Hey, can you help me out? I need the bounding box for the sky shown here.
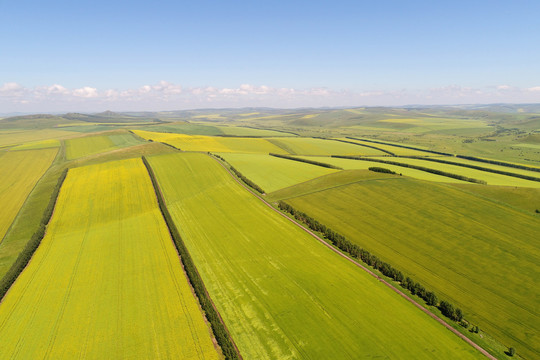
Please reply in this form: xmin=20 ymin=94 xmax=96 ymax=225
xmin=1 ymin=0 xmax=539 ymax=112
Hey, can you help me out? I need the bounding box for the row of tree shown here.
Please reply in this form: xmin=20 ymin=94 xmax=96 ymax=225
xmin=142 ymin=157 xmax=241 ymax=360
xmin=269 ymin=153 xmax=342 ymax=169
xmin=0 ymin=168 xmax=69 ymax=301
xmin=332 ymin=155 xmax=487 ymax=184
xmin=347 ymin=137 xmax=453 ymax=156
xmin=332 ymin=139 xmax=395 ymax=155
xmin=405 ymin=156 xmax=540 ymax=182
xmin=277 ymin=200 xmax=465 ymax=325
xmin=368 ymin=167 xmax=399 ymax=175
xmin=456 ymin=154 xmax=540 ymax=173
xmin=211 ymin=153 xmax=265 ymax=194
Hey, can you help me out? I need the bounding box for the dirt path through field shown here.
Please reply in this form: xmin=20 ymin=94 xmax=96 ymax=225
xmin=211 ymin=154 xmax=498 ymax=360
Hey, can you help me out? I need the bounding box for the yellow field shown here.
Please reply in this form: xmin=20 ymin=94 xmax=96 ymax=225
xmin=0 ymin=158 xmax=220 ymax=359
xmin=0 ymin=129 xmax=74 ymax=148
xmin=10 ymin=139 xmax=61 ymax=150
xmin=0 ymin=149 xmax=58 ymax=241
xmin=133 ymin=130 xmax=286 ymax=153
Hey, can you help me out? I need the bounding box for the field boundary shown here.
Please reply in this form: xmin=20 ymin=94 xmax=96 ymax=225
xmin=0 ymin=168 xmax=68 ymax=302
xmin=142 ymin=156 xmax=242 ymax=360
xmin=331 ymin=138 xmax=396 ymax=155
xmin=210 ymin=153 xmax=497 ymax=360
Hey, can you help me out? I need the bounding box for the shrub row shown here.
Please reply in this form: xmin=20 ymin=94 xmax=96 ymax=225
xmin=142 ymin=156 xmax=241 ymax=360
xmin=405 ymin=156 xmax=540 ymax=182
xmin=277 ymin=200 xmax=465 ymax=324
xmin=455 ymin=155 xmax=540 ymax=174
xmin=332 ymin=155 xmax=487 ymax=184
xmin=332 ymin=139 xmax=395 ymax=155
xmin=368 ymin=167 xmax=398 ymax=175
xmin=0 ymin=168 xmax=69 ymax=301
xmin=347 ymin=137 xmax=453 ymax=156
xmin=269 ymin=153 xmax=342 ymax=169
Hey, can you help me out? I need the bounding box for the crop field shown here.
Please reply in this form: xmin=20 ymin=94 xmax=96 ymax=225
xmin=296 ymin=155 xmax=466 ymax=183
xmin=216 ymin=125 xmax=294 ymax=137
xmin=65 ymin=132 xmax=144 ymax=159
xmin=437 ymin=156 xmax=540 ymax=177
xmin=0 ymin=158 xmax=220 ymax=359
xmin=218 ymin=153 xmax=339 ymax=192
xmin=373 ymin=156 xmax=540 ymax=187
xmin=342 ymin=138 xmax=441 ymax=156
xmin=10 ymin=139 xmax=61 ymax=150
xmin=266 ymin=137 xmax=377 ymax=155
xmin=133 ymin=130 xmax=287 ymax=153
xmin=0 ymin=148 xmax=58 ymax=242
xmin=147 ymin=152 xmax=484 ymax=360
xmin=284 ymin=177 xmax=540 ymax=359
xmin=0 ymin=129 xmax=74 ymax=148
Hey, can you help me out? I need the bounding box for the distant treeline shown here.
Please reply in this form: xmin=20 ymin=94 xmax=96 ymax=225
xmin=0 ymin=168 xmax=68 ymax=301
xmin=212 ymin=153 xmax=265 ymax=194
xmin=346 ymin=137 xmax=453 ymax=156
xmin=331 ymin=139 xmax=395 ymax=155
xmin=277 ymin=200 xmax=465 ymax=324
xmin=455 ymin=155 xmax=540 ymax=173
xmin=269 ymin=153 xmax=342 ymax=169
xmin=332 ymin=155 xmax=487 ymax=184
xmin=404 ymin=156 xmax=540 ymax=182
xmin=142 ymin=156 xmax=242 ymax=360
xmin=368 ymin=167 xmax=399 ymax=175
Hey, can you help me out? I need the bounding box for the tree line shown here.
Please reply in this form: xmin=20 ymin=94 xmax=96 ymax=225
xmin=269 ymin=153 xmax=342 ymax=169
xmin=455 ymin=155 xmax=540 ymax=174
xmin=277 ymin=200 xmax=467 ymax=325
xmin=142 ymin=156 xmax=242 ymax=360
xmin=368 ymin=167 xmax=399 ymax=175
xmin=0 ymin=168 xmax=68 ymax=301
xmin=330 ymin=139 xmax=395 ymax=155
xmin=405 ymin=156 xmax=540 ymax=182
xmin=332 ymin=155 xmax=487 ymax=184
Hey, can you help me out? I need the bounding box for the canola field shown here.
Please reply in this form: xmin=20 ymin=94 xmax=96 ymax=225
xmin=0 ymin=148 xmax=58 ymax=242
xmin=0 ymin=158 xmax=219 ymax=359
xmin=148 ymin=152 xmax=484 ymax=360
xmin=218 ymin=153 xmax=338 ymax=192
xmin=284 ymin=176 xmax=540 ymax=359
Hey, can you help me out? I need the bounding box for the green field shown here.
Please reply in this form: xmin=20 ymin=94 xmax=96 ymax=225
xmin=372 ymin=156 xmax=540 ymax=187
xmin=0 ymin=129 xmax=74 ymax=148
xmin=10 ymin=139 xmax=61 ymax=150
xmin=148 ymin=152 xmax=484 ymax=360
xmin=266 ymin=137 xmax=379 ymax=155
xmin=341 ymin=138 xmax=435 ymax=156
xmin=297 ymin=155 xmax=467 ymax=183
xmin=65 ymin=132 xmax=144 ymax=159
xmin=0 ymin=158 xmax=220 ymax=359
xmin=0 ymin=149 xmax=58 ymax=242
xmin=218 ymin=153 xmax=338 ymax=192
xmin=281 ymin=175 xmax=540 ymax=359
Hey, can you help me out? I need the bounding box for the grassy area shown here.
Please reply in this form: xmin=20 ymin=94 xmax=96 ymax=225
xmin=342 ymin=138 xmax=437 ymax=156
xmin=0 ymin=129 xmax=74 ymax=147
xmin=148 ymin=152 xmax=485 ymax=360
xmin=218 ymin=153 xmax=338 ymax=192
xmin=0 ymin=149 xmax=58 ymax=242
xmin=65 ymin=131 xmax=144 ymax=159
xmin=282 ymin=176 xmax=540 ymax=359
xmin=216 ymin=125 xmax=294 ymax=137
xmin=0 ymin=158 xmax=220 ymax=359
xmin=374 ymin=156 xmax=540 ymax=187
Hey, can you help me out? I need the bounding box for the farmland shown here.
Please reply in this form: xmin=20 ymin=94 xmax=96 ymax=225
xmin=218 ymin=153 xmax=338 ymax=192
xmin=147 ymin=152 xmax=485 ymax=360
xmin=280 ymin=176 xmax=540 ymax=358
xmin=0 ymin=148 xmax=58 ymax=242
xmin=65 ymin=131 xmax=144 ymax=159
xmin=0 ymin=159 xmax=220 ymax=359
xmin=266 ymin=136 xmax=380 ymax=155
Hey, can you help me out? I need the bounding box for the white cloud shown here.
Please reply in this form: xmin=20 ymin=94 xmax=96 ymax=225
xmin=73 ymin=86 xmax=98 ymax=98
xmin=527 ymin=86 xmax=540 ymax=92
xmin=497 ymin=85 xmax=511 ymax=90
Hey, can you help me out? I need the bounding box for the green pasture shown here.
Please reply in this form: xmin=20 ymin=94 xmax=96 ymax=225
xmin=218 ymin=153 xmax=338 ymax=193
xmin=148 ymin=152 xmax=485 ymax=360
xmin=0 ymin=158 xmax=220 ymax=359
xmin=284 ymin=176 xmax=540 ymax=359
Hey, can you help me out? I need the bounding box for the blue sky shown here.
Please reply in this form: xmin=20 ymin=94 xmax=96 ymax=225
xmin=1 ymin=0 xmax=539 ymax=111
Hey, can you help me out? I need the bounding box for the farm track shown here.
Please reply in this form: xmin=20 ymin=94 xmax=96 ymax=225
xmin=211 ymin=154 xmax=498 ymax=360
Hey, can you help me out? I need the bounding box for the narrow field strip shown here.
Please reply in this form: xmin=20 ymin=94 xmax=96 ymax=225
xmin=0 ymin=158 xmax=220 ymax=359
xmin=148 ymin=152 xmax=486 ymax=360
xmin=0 ymin=148 xmax=58 ymax=242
